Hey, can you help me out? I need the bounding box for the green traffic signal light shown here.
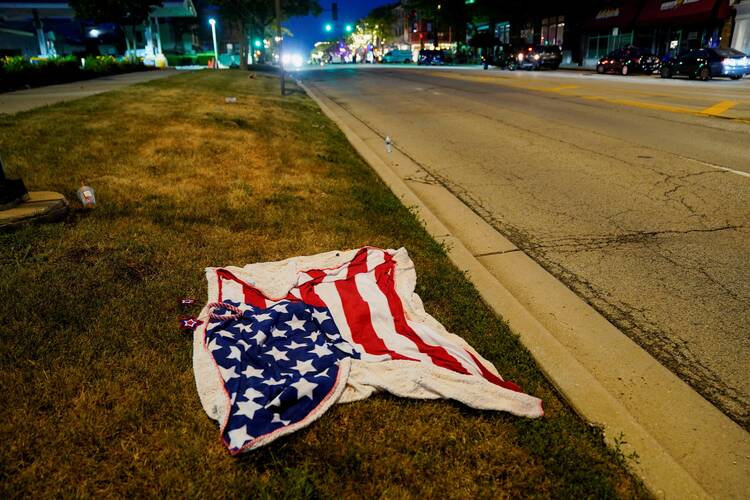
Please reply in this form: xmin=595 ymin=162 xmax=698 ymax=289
xmin=324 ymin=23 xmax=333 ymax=32
xmin=345 ymin=24 xmax=352 ymax=33
xmin=254 ymin=39 xmax=262 ymax=48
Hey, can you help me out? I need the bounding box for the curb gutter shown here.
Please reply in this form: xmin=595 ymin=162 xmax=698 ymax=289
xmin=297 ymin=78 xmax=750 ymax=500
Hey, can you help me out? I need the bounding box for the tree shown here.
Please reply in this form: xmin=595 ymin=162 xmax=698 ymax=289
xmin=407 ymin=0 xmax=470 ymax=48
xmin=214 ymin=0 xmax=322 ymax=70
xmin=69 ymin=0 xmax=163 ymax=59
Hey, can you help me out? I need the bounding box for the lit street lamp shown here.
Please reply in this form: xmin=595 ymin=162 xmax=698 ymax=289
xmin=324 ymin=23 xmax=333 ymax=32
xmin=208 ymin=18 xmax=218 ymax=69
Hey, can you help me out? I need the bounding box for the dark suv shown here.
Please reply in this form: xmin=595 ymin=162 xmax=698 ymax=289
xmin=596 ymin=46 xmax=660 ymax=75
xmin=660 ymin=48 xmax=749 ymax=80
xmin=417 ymin=50 xmax=446 ymax=66
xmin=516 ymin=45 xmax=562 ymax=70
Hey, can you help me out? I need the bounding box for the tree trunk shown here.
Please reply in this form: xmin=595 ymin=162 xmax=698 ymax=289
xmin=240 ymin=22 xmax=248 ymax=70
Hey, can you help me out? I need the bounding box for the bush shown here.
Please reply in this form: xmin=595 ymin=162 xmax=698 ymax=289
xmin=0 ymin=55 xmax=152 ymax=92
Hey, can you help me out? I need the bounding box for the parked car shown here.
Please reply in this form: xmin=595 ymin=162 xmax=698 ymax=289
xmin=492 ymin=43 xmax=518 ymax=70
xmin=382 ymin=49 xmax=414 ymax=64
xmin=417 ymin=49 xmax=445 ymax=66
xmin=596 ymin=46 xmax=660 ymax=75
xmin=516 ymin=45 xmax=562 ymax=70
xmin=660 ymin=48 xmax=749 ymax=80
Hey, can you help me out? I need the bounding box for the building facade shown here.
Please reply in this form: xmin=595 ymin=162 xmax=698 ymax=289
xmin=0 ymin=0 xmax=198 ymax=59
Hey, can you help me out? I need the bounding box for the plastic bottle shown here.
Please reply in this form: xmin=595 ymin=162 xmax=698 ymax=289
xmin=77 ymin=184 xmax=96 ymax=208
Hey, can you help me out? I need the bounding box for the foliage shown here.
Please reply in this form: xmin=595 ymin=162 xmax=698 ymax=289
xmin=69 ymin=0 xmax=164 ymax=60
xmin=163 ymin=52 xmax=218 ymax=67
xmin=214 ymin=0 xmax=322 ymax=69
xmin=0 ymin=56 xmax=150 ymax=92
xmin=68 ymin=0 xmax=163 ymax=26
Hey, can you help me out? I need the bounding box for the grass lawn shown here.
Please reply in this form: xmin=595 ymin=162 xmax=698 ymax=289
xmin=0 ymin=70 xmax=648 ymax=498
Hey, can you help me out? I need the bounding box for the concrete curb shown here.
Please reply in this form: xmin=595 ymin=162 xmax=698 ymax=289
xmin=297 ymin=77 xmax=750 ymax=499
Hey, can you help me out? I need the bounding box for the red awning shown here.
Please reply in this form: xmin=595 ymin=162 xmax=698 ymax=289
xmin=637 ymin=0 xmax=728 ymax=25
xmin=584 ymin=2 xmax=640 ymax=31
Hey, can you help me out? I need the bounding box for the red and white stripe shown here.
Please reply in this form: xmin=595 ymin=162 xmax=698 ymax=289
xmin=213 ymin=248 xmax=522 ymax=393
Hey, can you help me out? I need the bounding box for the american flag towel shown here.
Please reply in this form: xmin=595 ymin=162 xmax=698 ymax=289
xmin=193 ymin=247 xmax=543 ymax=454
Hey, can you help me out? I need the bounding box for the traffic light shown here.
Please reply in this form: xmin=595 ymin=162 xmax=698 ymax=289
xmin=332 ymin=2 xmax=338 ymax=21
xmin=345 ymin=24 xmax=353 ymax=33
xmin=324 ymin=23 xmax=332 ymax=32
xmin=254 ymin=39 xmax=262 ymax=48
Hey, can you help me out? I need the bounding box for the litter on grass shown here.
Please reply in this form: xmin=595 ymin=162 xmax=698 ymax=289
xmin=193 ymin=247 xmax=543 ymax=454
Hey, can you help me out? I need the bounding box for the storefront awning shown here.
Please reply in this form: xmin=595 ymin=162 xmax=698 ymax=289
xmin=637 ymin=0 xmax=729 ymax=26
xmin=584 ymin=1 xmax=640 ymax=31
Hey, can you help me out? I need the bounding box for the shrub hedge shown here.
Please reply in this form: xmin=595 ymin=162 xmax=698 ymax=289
xmin=0 ymin=55 xmax=153 ymax=92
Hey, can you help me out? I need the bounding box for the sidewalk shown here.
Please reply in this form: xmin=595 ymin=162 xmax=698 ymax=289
xmin=0 ymin=69 xmax=179 ymax=114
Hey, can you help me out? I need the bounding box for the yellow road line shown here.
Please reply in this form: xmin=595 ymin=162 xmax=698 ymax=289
xmin=583 ymin=96 xmax=697 ymax=114
xmin=546 ymin=85 xmax=579 ymax=92
xmin=700 ymin=100 xmax=738 ymax=116
xmin=418 ymin=71 xmax=748 ymax=120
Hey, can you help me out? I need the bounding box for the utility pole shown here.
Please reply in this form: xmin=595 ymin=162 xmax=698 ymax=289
xmin=275 ymin=0 xmax=285 ymax=96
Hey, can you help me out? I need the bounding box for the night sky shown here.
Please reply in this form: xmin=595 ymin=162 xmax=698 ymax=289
xmin=284 ymin=0 xmax=392 ymax=56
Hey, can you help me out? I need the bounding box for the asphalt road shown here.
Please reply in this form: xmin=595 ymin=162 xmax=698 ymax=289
xmin=301 ymin=65 xmax=750 ymax=429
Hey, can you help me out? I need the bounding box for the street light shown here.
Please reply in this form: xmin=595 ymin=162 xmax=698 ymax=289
xmin=345 ymin=24 xmax=352 ymax=33
xmin=208 ymin=18 xmax=218 ymax=69
xmin=324 ymin=23 xmax=332 ymax=32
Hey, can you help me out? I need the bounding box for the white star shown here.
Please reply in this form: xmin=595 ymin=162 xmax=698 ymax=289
xmin=227 ymin=345 xmax=242 ymax=361
xmin=272 ymin=413 xmax=291 ymax=426
xmin=311 ymin=309 xmax=331 ymax=324
xmin=243 ymin=387 xmax=264 ymax=400
xmin=314 ymin=368 xmax=331 ymax=378
xmin=309 ymin=331 xmax=322 ymax=342
xmin=287 ymin=340 xmax=307 ymax=350
xmin=217 ymin=329 xmax=235 ymax=339
xmin=252 ymin=332 xmax=268 ymax=345
xmin=262 ymin=377 xmax=286 ymax=386
xmin=291 ymin=377 xmax=318 ymax=400
xmin=335 ymin=342 xmax=354 ymax=354
xmin=237 ymin=339 xmax=251 ymax=351
xmin=267 ymin=394 xmax=282 ymax=407
xmin=272 ymin=303 xmax=288 ymax=313
xmin=254 ymin=313 xmax=273 ymax=322
xmin=292 ymin=359 xmax=317 ymax=376
xmin=238 ymin=304 xmax=255 ymax=313
xmin=235 ymin=324 xmax=254 ymax=333
xmin=326 ymin=332 xmax=340 ymax=341
xmin=219 ymin=365 xmax=239 ymax=381
xmin=285 ymin=314 xmax=306 ymax=332
xmin=241 ymin=365 xmax=264 ymax=378
xmin=270 ymin=327 xmax=287 ymax=338
xmin=310 ymin=343 xmax=332 ymax=358
xmin=207 ymin=337 xmax=222 ymax=352
xmin=235 ymin=400 xmax=262 ymax=419
xmin=227 ymin=425 xmax=253 ymax=449
xmin=266 ymin=346 xmax=289 ymax=361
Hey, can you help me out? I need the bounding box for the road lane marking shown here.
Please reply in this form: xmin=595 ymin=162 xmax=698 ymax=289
xmin=398 ymin=69 xmax=750 ymax=123
xmin=678 ymin=155 xmax=750 ymax=179
xmin=546 ymin=85 xmax=579 ymax=92
xmin=700 ymin=100 xmax=738 ymax=116
xmin=582 ymin=96 xmax=697 ymax=114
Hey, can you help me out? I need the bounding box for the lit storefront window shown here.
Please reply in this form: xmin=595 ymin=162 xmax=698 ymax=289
xmin=541 ymin=16 xmax=565 ymax=46
xmin=495 ymin=22 xmax=510 ymax=44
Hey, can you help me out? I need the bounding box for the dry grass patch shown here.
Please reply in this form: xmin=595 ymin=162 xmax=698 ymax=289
xmin=0 ymin=70 xmax=648 ymax=498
